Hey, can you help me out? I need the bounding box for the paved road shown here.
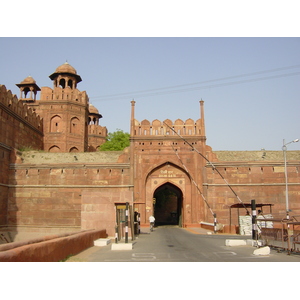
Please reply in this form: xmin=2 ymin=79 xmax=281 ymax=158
xmin=67 ymin=226 xmax=300 ymax=262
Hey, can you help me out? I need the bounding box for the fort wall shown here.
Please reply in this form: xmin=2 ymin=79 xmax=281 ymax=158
xmin=6 ymin=150 xmax=131 ymax=240
xmin=1 ymin=73 xmax=299 ymax=245
xmin=0 ymin=85 xmax=43 ymax=150
xmin=204 ymin=157 xmax=300 ymax=231
xmin=0 ymin=85 xmax=43 ymax=227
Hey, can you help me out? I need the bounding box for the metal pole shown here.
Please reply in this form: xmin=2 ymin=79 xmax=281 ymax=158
xmin=283 ymin=139 xmax=289 ymax=221
xmin=282 ymin=138 xmax=299 ymax=220
xmin=251 ymin=199 xmax=257 ymax=240
xmin=125 ymin=202 xmax=129 ymax=243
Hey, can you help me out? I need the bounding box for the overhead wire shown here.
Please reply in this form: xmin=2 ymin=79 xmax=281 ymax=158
xmin=89 ymin=64 xmax=300 ymax=102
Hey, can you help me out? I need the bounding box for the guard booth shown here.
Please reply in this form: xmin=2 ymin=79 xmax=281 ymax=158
xmin=115 ymin=203 xmax=135 ymax=241
xmin=229 ymin=203 xmax=274 ymax=235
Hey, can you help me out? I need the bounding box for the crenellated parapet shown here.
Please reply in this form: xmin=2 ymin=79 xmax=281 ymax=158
xmin=132 ymin=118 xmax=204 ymax=136
xmin=0 ymin=85 xmax=43 ymax=131
xmin=130 ymin=100 xmax=206 ymax=139
xmin=39 ymin=86 xmax=88 ymax=105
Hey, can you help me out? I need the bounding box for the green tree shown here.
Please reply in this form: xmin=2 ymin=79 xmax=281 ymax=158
xmin=99 ymin=129 xmax=130 ymax=151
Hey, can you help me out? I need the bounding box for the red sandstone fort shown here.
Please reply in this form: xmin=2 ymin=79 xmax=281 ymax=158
xmin=1 ymin=62 xmax=299 ymax=242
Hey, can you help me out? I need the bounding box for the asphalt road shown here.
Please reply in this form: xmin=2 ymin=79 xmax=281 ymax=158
xmin=67 ymin=226 xmax=300 ymax=262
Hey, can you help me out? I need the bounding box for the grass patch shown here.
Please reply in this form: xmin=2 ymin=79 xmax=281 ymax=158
xmin=59 ymin=254 xmax=87 ymax=262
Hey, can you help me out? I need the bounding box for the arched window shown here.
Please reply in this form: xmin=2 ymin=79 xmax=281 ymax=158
xmin=50 ymin=115 xmax=62 ymax=132
xmin=23 ymin=87 xmax=30 ymax=98
xmin=49 ymin=145 xmax=60 ymax=152
xmin=69 ymin=147 xmax=79 ymax=153
xmin=59 ymin=78 xmax=66 ymax=89
xmin=68 ymin=79 xmax=73 ymax=88
xmin=70 ymin=117 xmax=80 ymax=134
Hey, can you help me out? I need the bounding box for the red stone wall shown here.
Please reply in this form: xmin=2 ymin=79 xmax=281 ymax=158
xmin=0 ymin=146 xmax=10 ymax=225
xmin=7 ymin=186 xmax=82 ymax=228
xmin=7 ymin=160 xmax=131 ymax=239
xmin=0 ymin=85 xmax=43 ymax=150
xmin=0 ymin=85 xmax=43 ymax=226
xmin=81 ymin=189 xmax=133 ymax=237
xmin=205 ymin=162 xmax=300 ymax=229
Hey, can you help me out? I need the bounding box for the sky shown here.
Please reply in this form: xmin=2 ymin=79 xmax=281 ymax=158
xmin=0 ymin=2 xmax=299 ymax=152
xmin=1 ymin=37 xmax=299 ymax=151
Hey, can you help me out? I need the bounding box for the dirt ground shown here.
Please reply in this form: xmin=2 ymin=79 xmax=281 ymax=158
xmin=20 ymin=151 xmax=123 ymax=164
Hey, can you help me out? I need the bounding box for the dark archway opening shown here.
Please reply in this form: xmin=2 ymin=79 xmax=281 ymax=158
xmin=153 ymin=182 xmax=183 ymax=227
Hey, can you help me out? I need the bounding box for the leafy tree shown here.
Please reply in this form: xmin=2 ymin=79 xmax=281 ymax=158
xmin=99 ymin=129 xmax=130 ymax=151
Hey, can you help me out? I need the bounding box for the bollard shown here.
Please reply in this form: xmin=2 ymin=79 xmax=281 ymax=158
xmin=115 ymin=225 xmax=118 ymax=244
xmin=125 ymin=202 xmax=129 ymax=243
xmin=251 ymin=199 xmax=258 ymax=240
xmin=214 ymin=213 xmax=217 ymax=234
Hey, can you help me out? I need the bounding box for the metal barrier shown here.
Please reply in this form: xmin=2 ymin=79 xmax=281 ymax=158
xmin=288 ymin=222 xmax=300 ymax=253
xmin=259 ymin=216 xmax=300 ymax=254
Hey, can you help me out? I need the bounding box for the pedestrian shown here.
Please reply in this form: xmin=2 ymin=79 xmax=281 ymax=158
xmin=149 ymin=215 xmax=155 ymax=231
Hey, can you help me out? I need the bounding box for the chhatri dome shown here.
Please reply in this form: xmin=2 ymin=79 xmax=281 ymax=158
xmin=19 ymin=75 xmax=37 ymax=84
xmin=89 ymin=104 xmax=99 ymax=115
xmin=55 ymin=61 xmax=78 ymax=75
xmin=49 ymin=61 xmax=82 ymax=83
xmin=88 ymin=104 xmax=102 ymax=125
xmin=16 ymin=75 xmax=41 ymax=100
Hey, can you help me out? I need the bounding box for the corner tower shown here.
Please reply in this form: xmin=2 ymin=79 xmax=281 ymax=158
xmin=37 ymin=62 xmax=89 ymax=152
xmin=87 ymin=104 xmax=107 ymax=151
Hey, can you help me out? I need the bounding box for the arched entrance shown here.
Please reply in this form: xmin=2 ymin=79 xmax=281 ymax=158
xmin=153 ymin=182 xmax=183 ymax=227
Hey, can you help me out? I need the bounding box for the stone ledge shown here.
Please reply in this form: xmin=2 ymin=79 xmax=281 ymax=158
xmin=0 ymin=229 xmax=107 ymax=262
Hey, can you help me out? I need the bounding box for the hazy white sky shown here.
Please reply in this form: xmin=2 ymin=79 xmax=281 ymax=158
xmin=1 ymin=3 xmax=299 ymax=151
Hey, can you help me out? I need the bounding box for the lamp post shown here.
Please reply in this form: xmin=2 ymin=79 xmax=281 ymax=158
xmin=282 ymin=138 xmax=299 ymax=220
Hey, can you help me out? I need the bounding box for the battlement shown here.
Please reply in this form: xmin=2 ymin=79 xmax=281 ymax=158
xmin=132 ymin=118 xmax=204 ymax=136
xmin=39 ymin=86 xmax=88 ymax=105
xmin=0 ymin=85 xmax=43 ymax=131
